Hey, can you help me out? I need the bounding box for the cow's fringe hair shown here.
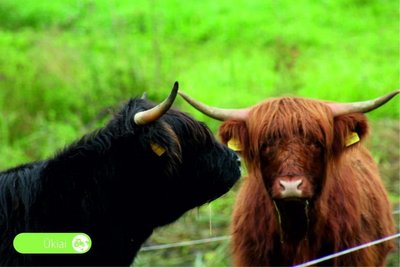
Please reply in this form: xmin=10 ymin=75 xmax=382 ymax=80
xmin=248 ymin=97 xmax=334 ymax=158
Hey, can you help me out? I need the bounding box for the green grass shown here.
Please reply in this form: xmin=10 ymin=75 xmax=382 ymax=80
xmin=0 ymin=0 xmax=399 ymax=266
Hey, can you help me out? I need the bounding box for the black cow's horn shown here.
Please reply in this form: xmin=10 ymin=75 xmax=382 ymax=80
xmin=178 ymin=91 xmax=250 ymax=121
xmin=134 ymin=82 xmax=179 ymax=125
xmin=328 ymin=90 xmax=399 ymax=117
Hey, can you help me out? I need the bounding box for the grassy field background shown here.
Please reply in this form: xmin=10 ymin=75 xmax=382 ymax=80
xmin=0 ymin=0 xmax=398 ymax=266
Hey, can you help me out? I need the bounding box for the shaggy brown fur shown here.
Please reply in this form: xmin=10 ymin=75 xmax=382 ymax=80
xmin=219 ymin=97 xmax=395 ymax=266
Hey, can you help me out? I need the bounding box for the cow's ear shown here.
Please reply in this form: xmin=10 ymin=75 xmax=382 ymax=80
xmin=145 ymin=121 xmax=182 ymax=166
xmin=219 ymin=120 xmax=248 ymax=153
xmin=333 ymin=113 xmax=369 ymax=153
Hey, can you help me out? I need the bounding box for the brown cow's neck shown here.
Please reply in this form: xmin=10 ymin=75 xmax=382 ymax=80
xmin=273 ymin=199 xmax=310 ymax=243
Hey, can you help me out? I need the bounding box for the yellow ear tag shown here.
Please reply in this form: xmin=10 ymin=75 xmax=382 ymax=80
xmin=345 ymin=132 xmax=360 ymax=147
xmin=227 ymin=138 xmax=241 ymax=152
xmin=151 ymin=143 xmax=166 ymax=156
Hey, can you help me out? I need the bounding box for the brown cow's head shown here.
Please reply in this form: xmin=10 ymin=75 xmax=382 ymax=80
xmin=179 ymin=90 xmax=399 ymax=204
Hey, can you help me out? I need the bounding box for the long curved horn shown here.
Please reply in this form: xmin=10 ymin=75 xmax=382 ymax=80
xmin=328 ymin=90 xmax=399 ymax=117
xmin=178 ymin=91 xmax=250 ymax=121
xmin=134 ymin=82 xmax=179 ymax=125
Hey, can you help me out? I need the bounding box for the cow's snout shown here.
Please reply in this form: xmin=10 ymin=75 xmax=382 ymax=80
xmin=234 ymin=154 xmax=241 ymax=167
xmin=272 ymin=176 xmax=311 ymax=199
xmin=279 ymin=179 xmax=302 ymax=198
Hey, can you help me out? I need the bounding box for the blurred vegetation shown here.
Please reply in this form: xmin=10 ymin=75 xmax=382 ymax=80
xmin=0 ymin=0 xmax=398 ymax=266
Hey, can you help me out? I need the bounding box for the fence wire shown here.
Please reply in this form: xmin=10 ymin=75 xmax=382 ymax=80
xmin=139 ymin=209 xmax=400 ymax=264
xmin=140 ymin=235 xmax=231 ymax=251
xmin=295 ymin=232 xmax=400 ymax=266
xmin=141 ymin=210 xmax=399 ymax=252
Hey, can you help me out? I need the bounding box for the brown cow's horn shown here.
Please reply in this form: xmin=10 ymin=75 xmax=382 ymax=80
xmin=178 ymin=91 xmax=250 ymax=121
xmin=328 ymin=90 xmax=400 ymax=117
xmin=133 ymin=82 xmax=179 ymax=125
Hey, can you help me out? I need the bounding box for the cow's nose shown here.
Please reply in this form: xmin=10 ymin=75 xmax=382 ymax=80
xmin=279 ymin=179 xmax=303 ymax=198
xmin=231 ymin=152 xmax=241 ymax=167
xmin=236 ymin=157 xmax=241 ymax=167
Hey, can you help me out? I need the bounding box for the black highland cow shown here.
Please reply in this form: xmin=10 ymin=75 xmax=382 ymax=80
xmin=0 ymin=82 xmax=241 ymax=266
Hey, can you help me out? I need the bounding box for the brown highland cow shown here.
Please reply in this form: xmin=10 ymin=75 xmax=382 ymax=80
xmin=179 ymin=90 xmax=398 ymax=266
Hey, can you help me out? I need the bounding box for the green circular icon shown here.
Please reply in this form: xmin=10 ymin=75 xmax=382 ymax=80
xmin=71 ymin=234 xmax=91 ymax=253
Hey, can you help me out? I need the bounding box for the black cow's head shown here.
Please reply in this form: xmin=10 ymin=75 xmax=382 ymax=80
xmin=106 ymin=82 xmax=241 ymax=228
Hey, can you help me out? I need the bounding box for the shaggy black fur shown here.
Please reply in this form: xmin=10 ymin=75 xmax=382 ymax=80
xmin=0 ymin=98 xmax=240 ymax=266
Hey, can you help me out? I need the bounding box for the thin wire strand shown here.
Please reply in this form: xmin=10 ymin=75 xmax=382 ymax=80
xmin=294 ymin=232 xmax=400 ymax=267
xmin=209 ymin=204 xmax=213 ymax=236
xmin=140 ymin=210 xmax=400 ymax=253
xmin=140 ymin=236 xmax=231 ymax=251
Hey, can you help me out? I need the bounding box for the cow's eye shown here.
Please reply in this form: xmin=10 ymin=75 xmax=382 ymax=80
xmin=306 ymin=140 xmax=324 ymax=153
xmin=305 ymin=139 xmax=320 ymax=147
xmin=260 ymin=146 xmax=275 ymax=160
xmin=261 ymin=139 xmax=275 ymax=151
